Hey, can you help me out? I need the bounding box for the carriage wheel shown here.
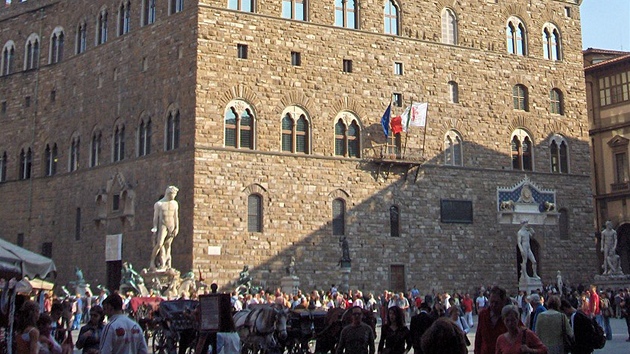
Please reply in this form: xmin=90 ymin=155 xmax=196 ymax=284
xmin=153 ymin=328 xmax=168 ymax=354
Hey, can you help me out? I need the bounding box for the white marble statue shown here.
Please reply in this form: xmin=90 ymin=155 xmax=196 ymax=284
xmin=150 ymin=186 xmax=180 ymax=270
xmin=517 ymin=220 xmax=540 ymax=279
xmin=556 ymin=270 xmax=563 ymax=295
xmin=601 ymin=220 xmax=622 ymax=275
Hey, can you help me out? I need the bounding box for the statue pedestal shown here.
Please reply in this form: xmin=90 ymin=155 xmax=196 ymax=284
xmin=594 ymin=273 xmax=630 ymax=290
xmin=281 ymin=276 xmax=300 ymax=296
xmin=519 ymin=276 xmax=543 ymax=294
xmin=339 ymin=265 xmax=351 ymax=294
xmin=141 ymin=268 xmax=181 ymax=298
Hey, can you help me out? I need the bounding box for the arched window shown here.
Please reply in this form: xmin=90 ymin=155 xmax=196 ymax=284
xmin=334 ymin=0 xmax=357 ymax=29
xmin=118 ymin=1 xmax=131 ymax=36
xmin=90 ymin=131 xmax=102 ymax=167
xmin=444 ymin=130 xmax=463 ymax=166
xmin=24 ymin=34 xmax=39 ymax=70
xmin=143 ymin=0 xmax=156 ymax=25
xmin=550 ymin=88 xmax=564 ymax=115
xmin=0 ymin=151 xmax=6 ymax=182
xmin=70 ymin=137 xmax=80 ymax=171
xmin=550 ymin=134 xmax=568 ymax=174
xmin=334 ymin=114 xmax=361 ymax=158
xmin=558 ymin=208 xmax=569 ymax=240
xmin=511 ymin=129 xmax=533 ymax=171
xmin=113 ymin=125 xmax=125 ymax=162
xmin=542 ymin=24 xmax=561 ymax=61
xmin=228 ymin=0 xmax=254 ymax=12
xmin=45 ymin=143 xmax=58 ymax=176
xmin=247 ymin=194 xmax=262 ymax=232
xmin=441 ymin=8 xmax=457 ymax=45
xmin=506 ymin=17 xmax=526 ymax=55
xmin=76 ymin=22 xmax=87 ymax=54
xmin=166 ymin=111 xmax=180 ymax=151
xmin=138 ymin=118 xmax=152 ymax=156
xmin=448 ymin=81 xmax=459 ymax=103
xmin=384 ymin=0 xmax=399 ymax=35
xmin=281 ymin=106 xmax=310 ymax=154
xmin=49 ymin=28 xmax=65 ymax=64
xmin=97 ymin=9 xmax=108 ymax=45
xmin=332 ymin=198 xmax=345 ymax=236
xmin=389 ymin=205 xmax=400 ymax=237
xmin=513 ymin=84 xmax=528 ymax=111
xmin=2 ymin=41 xmax=15 ymax=75
xmin=282 ymin=0 xmax=306 ymax=20
xmin=170 ymin=0 xmax=184 ymax=14
xmin=19 ymin=148 xmax=32 ymax=180
xmin=225 ymin=101 xmax=255 ymax=149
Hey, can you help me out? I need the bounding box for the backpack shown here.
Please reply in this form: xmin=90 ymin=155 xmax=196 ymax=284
xmin=587 ymin=316 xmax=606 ymax=350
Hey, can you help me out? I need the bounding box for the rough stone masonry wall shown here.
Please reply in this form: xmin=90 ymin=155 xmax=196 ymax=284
xmin=193 ymin=1 xmax=594 ymax=293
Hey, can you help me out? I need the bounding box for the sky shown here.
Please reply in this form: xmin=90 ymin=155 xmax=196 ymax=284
xmin=580 ymin=0 xmax=630 ymax=50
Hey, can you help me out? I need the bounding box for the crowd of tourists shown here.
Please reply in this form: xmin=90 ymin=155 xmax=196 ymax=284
xmin=4 ymin=279 xmax=630 ymax=354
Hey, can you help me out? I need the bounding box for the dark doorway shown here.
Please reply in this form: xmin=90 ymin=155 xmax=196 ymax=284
xmin=516 ymin=239 xmax=541 ymax=281
xmin=390 ymin=265 xmax=406 ymax=293
xmin=106 ymin=260 xmax=122 ymax=293
xmin=617 ymin=223 xmax=630 ymax=274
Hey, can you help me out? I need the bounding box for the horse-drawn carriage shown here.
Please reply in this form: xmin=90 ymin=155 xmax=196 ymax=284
xmin=127 ymin=296 xmax=164 ymax=344
xmin=151 ymin=299 xmax=199 ymax=354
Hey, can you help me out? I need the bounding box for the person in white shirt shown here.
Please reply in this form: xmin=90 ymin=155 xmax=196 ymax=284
xmin=99 ymin=294 xmax=148 ymax=354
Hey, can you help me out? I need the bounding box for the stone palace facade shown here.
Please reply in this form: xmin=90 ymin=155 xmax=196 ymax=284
xmin=0 ymin=0 xmax=595 ymax=294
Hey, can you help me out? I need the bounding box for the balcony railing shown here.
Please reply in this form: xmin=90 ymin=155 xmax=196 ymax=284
xmin=611 ymin=182 xmax=630 ymax=192
xmin=364 ymin=144 xmax=425 ymax=163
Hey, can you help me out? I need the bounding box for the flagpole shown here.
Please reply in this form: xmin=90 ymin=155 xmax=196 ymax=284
xmin=402 ymin=98 xmax=411 ymax=159
xmin=421 ymin=106 xmax=429 ymax=159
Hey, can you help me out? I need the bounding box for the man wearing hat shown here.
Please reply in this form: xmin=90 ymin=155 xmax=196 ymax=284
xmin=99 ymin=293 xmax=148 ymax=354
xmin=410 ymin=302 xmax=435 ymax=354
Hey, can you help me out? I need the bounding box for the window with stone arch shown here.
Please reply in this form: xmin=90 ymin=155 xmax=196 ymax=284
xmin=334 ymin=0 xmax=358 ymax=29
xmin=169 ymin=0 xmax=184 ymax=15
xmin=76 ymin=22 xmax=87 ymax=54
xmin=228 ymin=0 xmax=254 ymax=12
xmin=384 ymin=0 xmax=399 ymax=35
xmin=506 ymin=17 xmax=527 ymax=56
xmin=0 ymin=151 xmax=6 ymax=182
xmin=513 ymin=84 xmax=528 ymax=111
xmin=247 ymin=193 xmax=263 ymax=232
xmin=224 ymin=100 xmax=256 ymax=150
xmin=282 ymin=0 xmax=307 ymax=21
xmin=97 ymin=9 xmax=108 ymax=45
xmin=69 ymin=135 xmax=80 ymax=172
xmin=334 ymin=113 xmax=361 ymax=158
xmin=49 ymin=27 xmax=65 ymax=64
xmin=143 ymin=0 xmax=157 ymax=25
xmin=444 ymin=130 xmax=463 ymax=166
xmin=281 ymin=106 xmax=310 ymax=154
xmin=118 ymin=1 xmax=131 ymax=36
xmin=113 ymin=123 xmax=125 ymax=162
xmin=549 ymin=134 xmax=568 ymax=174
xmin=511 ymin=128 xmax=533 ymax=171
xmin=138 ymin=116 xmax=152 ymax=157
xmin=19 ymin=147 xmax=32 ymax=180
xmin=90 ymin=130 xmax=102 ymax=167
xmin=24 ymin=34 xmax=40 ymax=70
xmin=441 ymin=8 xmax=457 ymax=45
xmin=332 ymin=198 xmax=346 ymax=236
xmin=389 ymin=205 xmax=400 ymax=237
xmin=165 ymin=110 xmax=180 ymax=151
xmin=542 ymin=23 xmax=561 ymax=61
xmin=550 ymin=88 xmax=564 ymax=115
xmin=2 ymin=41 xmax=15 ymax=76
xmin=448 ymin=81 xmax=459 ymax=103
xmin=44 ymin=143 xmax=58 ymax=176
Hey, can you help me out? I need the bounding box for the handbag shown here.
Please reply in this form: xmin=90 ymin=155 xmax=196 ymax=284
xmin=561 ymin=315 xmax=575 ymax=354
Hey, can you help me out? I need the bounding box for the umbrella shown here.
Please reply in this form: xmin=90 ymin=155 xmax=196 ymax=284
xmin=0 ymin=238 xmax=56 ymax=279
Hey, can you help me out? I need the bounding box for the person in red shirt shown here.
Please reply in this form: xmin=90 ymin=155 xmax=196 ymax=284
xmin=589 ymin=284 xmax=603 ymax=328
xmin=462 ymin=293 xmax=474 ymax=328
xmin=474 ymin=286 xmax=510 ymax=354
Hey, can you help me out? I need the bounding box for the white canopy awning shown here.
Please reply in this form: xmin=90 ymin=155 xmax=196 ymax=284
xmin=0 ymin=238 xmax=56 ymax=279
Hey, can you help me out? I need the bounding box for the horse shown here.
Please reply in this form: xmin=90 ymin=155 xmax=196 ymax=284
xmin=233 ymin=304 xmax=289 ymax=354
